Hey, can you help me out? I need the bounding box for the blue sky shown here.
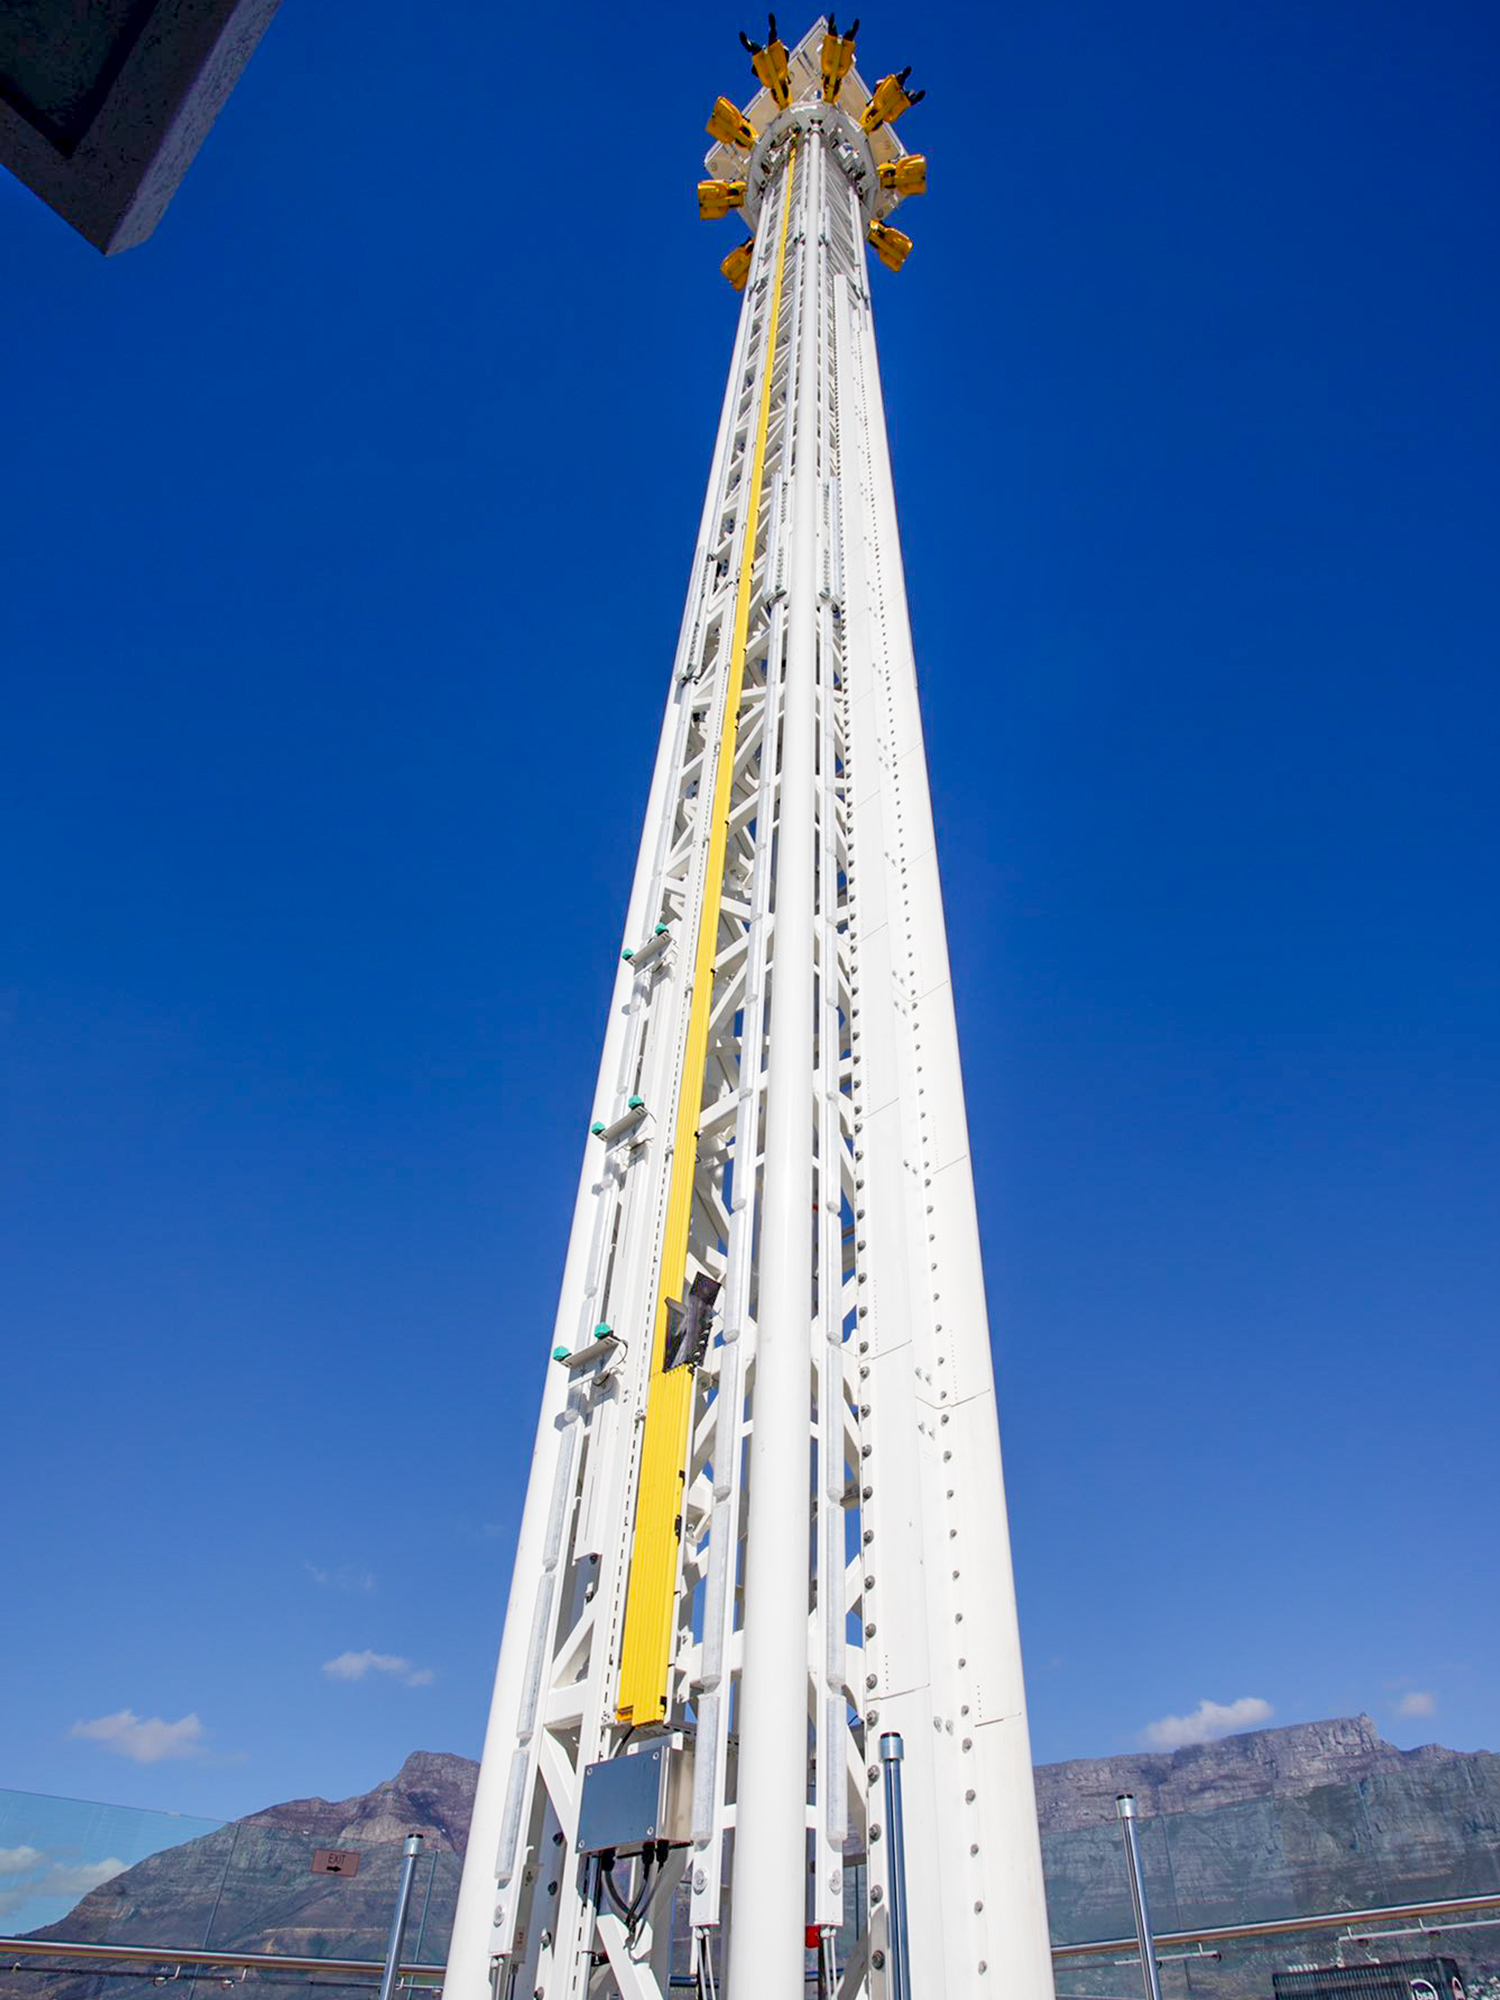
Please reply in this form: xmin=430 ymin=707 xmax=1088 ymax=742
xmin=3 ymin=1 xmax=1496 ymax=1825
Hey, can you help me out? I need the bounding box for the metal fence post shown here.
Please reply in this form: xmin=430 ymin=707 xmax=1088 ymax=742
xmin=1117 ymin=1795 xmax=1165 ymax=2000
xmin=880 ymin=1733 xmax=911 ymax=2000
xmin=377 ymin=1835 xmax=423 ymax=2000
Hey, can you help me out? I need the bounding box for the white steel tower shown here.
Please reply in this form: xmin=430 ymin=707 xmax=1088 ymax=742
xmin=443 ymin=20 xmax=1055 ymax=2000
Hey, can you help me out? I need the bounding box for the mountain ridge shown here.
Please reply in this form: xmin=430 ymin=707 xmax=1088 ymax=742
xmin=9 ymin=1714 xmax=1497 ymax=2000
xmin=1034 ymin=1712 xmax=1462 ymax=1830
xmin=239 ymin=1750 xmax=475 ymax=1854
xmin=214 ymin=1711 xmax=1482 ymax=1847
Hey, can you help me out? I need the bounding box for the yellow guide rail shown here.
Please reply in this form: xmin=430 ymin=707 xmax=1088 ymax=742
xmin=615 ymin=142 xmax=800 ymax=1726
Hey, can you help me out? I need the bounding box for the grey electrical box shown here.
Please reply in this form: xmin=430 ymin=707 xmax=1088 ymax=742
xmin=577 ymin=1743 xmax=693 ymax=1856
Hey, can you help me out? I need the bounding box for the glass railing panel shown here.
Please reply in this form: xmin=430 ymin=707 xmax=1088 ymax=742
xmin=0 ymin=1789 xmax=224 ymax=1940
xmin=1045 ymin=1817 xmax=1159 ymax=1946
xmin=199 ymin=1826 xmax=460 ymax=1964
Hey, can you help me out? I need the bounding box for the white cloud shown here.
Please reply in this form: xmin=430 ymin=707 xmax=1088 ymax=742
xmin=305 ymin=1562 xmax=376 ymax=1593
xmin=0 ymin=1847 xmax=43 ymax=1875
xmin=41 ymin=1858 xmax=128 ymax=1897
xmin=70 ymin=1710 xmax=208 ymax=1764
xmin=1141 ymin=1696 xmax=1274 ymax=1751
xmin=0 ymin=1856 xmax=128 ymax=1918
xmin=1396 ymin=1689 xmax=1436 ymax=1718
xmin=321 ymin=1650 xmax=433 ymax=1689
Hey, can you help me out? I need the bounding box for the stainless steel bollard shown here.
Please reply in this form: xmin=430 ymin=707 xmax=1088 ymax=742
xmin=880 ymin=1733 xmax=911 ymax=2000
xmin=377 ymin=1834 xmax=423 ymax=2000
xmin=1116 ymin=1795 xmax=1165 ymax=2000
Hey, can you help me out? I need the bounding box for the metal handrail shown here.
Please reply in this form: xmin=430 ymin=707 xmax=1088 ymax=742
xmin=1051 ymin=1891 xmax=1500 ymax=1959
xmin=4 ymin=1891 xmax=1499 ymax=1981
xmin=0 ymin=1940 xmax=445 ymax=1981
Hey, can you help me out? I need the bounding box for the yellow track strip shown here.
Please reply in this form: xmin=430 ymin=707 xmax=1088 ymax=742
xmin=616 ymin=142 xmax=800 ymax=1725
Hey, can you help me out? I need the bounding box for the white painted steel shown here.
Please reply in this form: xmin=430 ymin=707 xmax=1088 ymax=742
xmin=724 ymin=128 xmax=821 ymax=2000
xmin=444 ymin=48 xmax=1055 ymax=2000
xmin=840 ymin=270 xmax=1055 ymax=1993
xmin=442 ymin=164 xmax=776 ymax=2000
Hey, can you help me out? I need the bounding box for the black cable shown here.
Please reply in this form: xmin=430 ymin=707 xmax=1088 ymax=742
xmin=600 ymin=1840 xmax=669 ymax=1942
xmin=600 ymin=1856 xmax=633 ymax=1922
xmin=626 ymin=1845 xmax=659 ymax=1931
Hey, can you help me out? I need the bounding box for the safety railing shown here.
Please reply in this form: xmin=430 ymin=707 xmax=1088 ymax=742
xmin=3 ymin=1784 xmax=1497 ymax=1997
xmin=6 ymin=1896 xmax=1500 ymax=1994
xmin=0 ymin=1790 xmax=461 ymax=1979
xmin=0 ymin=1939 xmax=443 ymax=1982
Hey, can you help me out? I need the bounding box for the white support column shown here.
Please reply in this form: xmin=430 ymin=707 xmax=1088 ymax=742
xmin=725 ymin=132 xmax=821 ymax=1999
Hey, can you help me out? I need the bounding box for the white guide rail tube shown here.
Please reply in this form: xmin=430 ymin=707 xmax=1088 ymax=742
xmin=725 ymin=136 xmax=821 ymax=1999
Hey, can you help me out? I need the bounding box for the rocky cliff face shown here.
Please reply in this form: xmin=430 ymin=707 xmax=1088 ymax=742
xmin=1034 ymin=1714 xmax=1393 ymax=1832
xmin=1030 ymin=1716 xmax=1500 ymax=2000
xmin=1033 ymin=1715 xmax=1500 ymax=1942
xmin=241 ymin=1751 xmax=477 ymax=1855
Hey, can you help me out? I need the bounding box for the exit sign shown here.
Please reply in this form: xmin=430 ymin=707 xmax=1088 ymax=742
xmin=311 ymin=1849 xmax=361 ymax=1876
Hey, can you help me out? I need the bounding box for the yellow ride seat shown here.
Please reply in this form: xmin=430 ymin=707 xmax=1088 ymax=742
xmin=707 ymin=96 xmax=758 ymax=151
xmin=867 ymin=219 xmax=912 ymax=272
xmin=740 ymin=17 xmax=792 ymax=109
xmin=861 ymin=68 xmax=925 ymax=134
xmin=877 ymin=154 xmax=927 ymax=197
xmin=820 ymin=15 xmax=858 ymax=103
xmin=699 ymin=179 xmax=748 ymax=220
xmin=721 ymin=240 xmax=754 ymax=290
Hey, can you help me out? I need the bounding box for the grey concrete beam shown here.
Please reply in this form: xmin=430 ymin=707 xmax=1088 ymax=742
xmin=0 ymin=0 xmax=283 ymax=254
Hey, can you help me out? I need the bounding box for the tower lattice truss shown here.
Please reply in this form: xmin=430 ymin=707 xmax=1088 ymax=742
xmin=444 ymin=20 xmax=1055 ymax=2000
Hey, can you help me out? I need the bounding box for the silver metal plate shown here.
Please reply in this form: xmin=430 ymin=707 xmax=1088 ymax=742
xmin=577 ymin=1747 xmax=668 ymax=1856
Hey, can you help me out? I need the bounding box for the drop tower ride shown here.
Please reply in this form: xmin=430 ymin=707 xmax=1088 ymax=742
xmin=443 ymin=20 xmax=1055 ymax=1999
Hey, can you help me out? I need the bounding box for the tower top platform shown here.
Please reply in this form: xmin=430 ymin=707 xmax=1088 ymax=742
xmin=702 ymin=15 xmax=914 ymax=226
